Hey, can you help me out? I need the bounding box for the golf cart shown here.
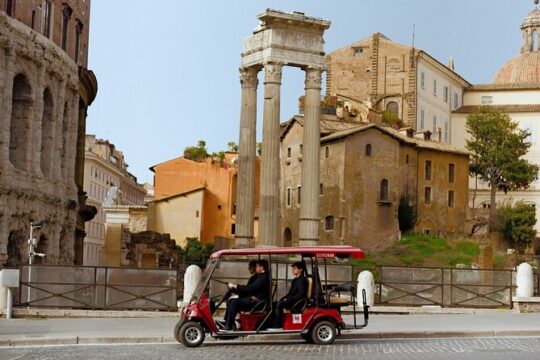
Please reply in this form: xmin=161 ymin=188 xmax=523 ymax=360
xmin=174 ymin=246 xmax=369 ymax=347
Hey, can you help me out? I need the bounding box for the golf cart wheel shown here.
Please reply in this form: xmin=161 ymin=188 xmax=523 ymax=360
xmin=301 ymin=333 xmax=314 ymax=343
xmin=310 ymin=320 xmax=337 ymax=345
xmin=174 ymin=320 xmax=185 ymax=343
xmin=178 ymin=321 xmax=205 ymax=347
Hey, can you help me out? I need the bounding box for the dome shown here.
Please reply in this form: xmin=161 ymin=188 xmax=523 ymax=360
xmin=493 ymin=53 xmax=540 ymax=83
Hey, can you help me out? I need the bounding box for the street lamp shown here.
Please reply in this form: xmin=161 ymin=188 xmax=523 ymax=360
xmin=27 ymin=221 xmax=46 ymax=306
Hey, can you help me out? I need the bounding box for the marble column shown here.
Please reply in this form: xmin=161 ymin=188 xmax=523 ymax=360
xmin=235 ymin=66 xmax=259 ymax=248
xmin=299 ymin=67 xmax=322 ymax=246
xmin=259 ymin=62 xmax=282 ymax=247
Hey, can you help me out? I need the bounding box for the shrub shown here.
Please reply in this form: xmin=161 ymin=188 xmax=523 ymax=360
xmin=181 ymin=237 xmax=214 ymax=264
xmin=496 ymin=201 xmax=537 ymax=253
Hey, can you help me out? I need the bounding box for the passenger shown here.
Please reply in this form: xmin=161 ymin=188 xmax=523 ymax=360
xmin=222 ymin=259 xmax=270 ymax=331
xmin=269 ymin=261 xmax=308 ymax=330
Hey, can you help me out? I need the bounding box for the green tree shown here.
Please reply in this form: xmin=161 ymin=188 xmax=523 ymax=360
xmin=227 ymin=141 xmax=238 ymax=152
xmin=466 ymin=107 xmax=538 ymax=231
xmin=183 ymin=140 xmax=209 ymax=162
xmin=497 ymin=201 xmax=537 ymax=253
xmin=398 ymin=195 xmax=416 ymax=232
xmin=181 ymin=237 xmax=214 ymax=264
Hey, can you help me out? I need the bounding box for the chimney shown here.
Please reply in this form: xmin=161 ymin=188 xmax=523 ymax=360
xmin=423 ymin=131 xmax=432 ymax=141
xmin=406 ymin=128 xmax=415 ymax=138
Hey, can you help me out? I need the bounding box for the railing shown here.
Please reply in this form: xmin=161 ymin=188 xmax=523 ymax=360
xmin=16 ymin=265 xmax=181 ymax=311
xmin=375 ymin=265 xmax=540 ymax=309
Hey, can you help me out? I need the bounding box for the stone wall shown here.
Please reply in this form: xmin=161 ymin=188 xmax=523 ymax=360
xmin=0 ymin=12 xmax=81 ymax=266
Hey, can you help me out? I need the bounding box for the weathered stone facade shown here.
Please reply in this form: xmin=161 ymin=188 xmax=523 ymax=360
xmin=0 ymin=2 xmax=96 ymax=267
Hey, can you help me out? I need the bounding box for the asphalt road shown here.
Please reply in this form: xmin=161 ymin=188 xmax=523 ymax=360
xmin=1 ymin=337 xmax=540 ymax=360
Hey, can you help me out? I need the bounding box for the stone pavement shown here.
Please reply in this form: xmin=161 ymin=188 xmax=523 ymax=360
xmin=1 ymin=312 xmax=540 ymax=347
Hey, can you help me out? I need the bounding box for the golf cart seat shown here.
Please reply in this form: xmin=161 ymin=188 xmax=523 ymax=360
xmin=327 ymin=284 xmax=355 ymax=306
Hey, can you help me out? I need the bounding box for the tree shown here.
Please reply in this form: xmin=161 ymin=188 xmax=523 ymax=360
xmin=497 ymin=201 xmax=536 ymax=253
xmin=466 ymin=107 xmax=539 ymax=231
xmin=184 ymin=140 xmax=209 ymax=162
xmin=398 ymin=195 xmax=416 ymax=232
xmin=227 ymin=141 xmax=238 ymax=152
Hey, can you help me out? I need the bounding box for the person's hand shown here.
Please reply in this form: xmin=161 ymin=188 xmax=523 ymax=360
xmin=228 ymin=283 xmax=237 ymax=289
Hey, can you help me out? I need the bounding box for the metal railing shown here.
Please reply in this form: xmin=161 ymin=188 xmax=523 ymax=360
xmin=16 ymin=265 xmax=181 ymax=311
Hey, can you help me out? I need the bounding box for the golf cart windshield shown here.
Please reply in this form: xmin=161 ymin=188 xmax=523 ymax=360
xmin=190 ymin=259 xmax=218 ymax=302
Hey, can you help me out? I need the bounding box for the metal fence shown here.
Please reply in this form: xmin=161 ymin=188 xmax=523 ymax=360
xmin=15 ymin=265 xmax=181 ymax=311
xmin=375 ymin=265 xmax=540 ymax=308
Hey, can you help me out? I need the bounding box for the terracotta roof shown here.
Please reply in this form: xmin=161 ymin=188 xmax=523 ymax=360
xmin=493 ymin=53 xmax=540 ymax=84
xmin=280 ymin=114 xmax=363 ymax=140
xmin=468 ymin=82 xmax=540 ymax=91
xmin=452 ymin=105 xmax=540 ymax=114
xmin=151 ymin=186 xmax=205 ymax=203
xmin=321 ymin=124 xmax=470 ymax=156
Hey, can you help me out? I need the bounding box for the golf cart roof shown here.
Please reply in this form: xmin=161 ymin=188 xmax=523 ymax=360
xmin=210 ymin=245 xmax=365 ymax=260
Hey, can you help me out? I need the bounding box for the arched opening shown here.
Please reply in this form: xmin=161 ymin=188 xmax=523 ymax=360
xmin=325 ymin=216 xmax=335 ymax=231
xmin=283 ymin=227 xmax=292 ymax=247
xmin=380 ymin=179 xmax=389 ymax=201
xmin=41 ymin=88 xmax=55 ymax=177
xmin=386 ymin=101 xmax=399 ymax=115
xmin=6 ymin=230 xmax=25 ymax=267
xmin=365 ymin=144 xmax=372 ymax=156
xmin=534 ymin=30 xmax=539 ymax=52
xmin=10 ymin=74 xmax=33 ymax=171
xmin=60 ymin=101 xmax=70 ymax=176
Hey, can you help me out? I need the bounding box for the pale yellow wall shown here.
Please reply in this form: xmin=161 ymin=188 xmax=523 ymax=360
xmin=149 ymin=190 xmax=204 ymax=247
xmin=464 ymin=89 xmax=540 ymax=105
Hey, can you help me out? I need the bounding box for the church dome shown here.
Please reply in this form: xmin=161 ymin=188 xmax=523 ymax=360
xmin=493 ymin=5 xmax=540 ymax=84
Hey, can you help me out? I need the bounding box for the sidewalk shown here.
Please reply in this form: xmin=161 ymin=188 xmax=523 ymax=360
xmin=2 ymin=312 xmax=540 ymax=347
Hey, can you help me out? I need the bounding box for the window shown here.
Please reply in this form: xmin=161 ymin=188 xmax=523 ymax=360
xmin=432 ymin=116 xmax=437 ymax=133
xmin=534 ymin=30 xmax=539 ymax=52
xmin=424 ymin=187 xmax=432 ymax=204
xmin=433 ymin=79 xmax=437 ymax=96
xmin=444 ymin=121 xmax=448 ymax=141
xmin=297 ymin=186 xmax=301 ymax=204
xmin=325 ymin=146 xmax=329 ymax=158
xmin=319 ymin=183 xmax=323 ymax=195
xmin=448 ymin=190 xmax=455 ymax=207
xmin=31 ymin=10 xmax=36 ymax=29
xmin=286 ymin=187 xmax=291 ymax=207
xmin=406 ymin=154 xmax=409 ymax=164
xmin=353 ymin=47 xmax=364 ymax=56
xmin=75 ymin=20 xmax=83 ymax=63
xmin=5 ymin=0 xmax=13 ymax=16
xmin=443 ymin=86 xmax=449 ymax=102
xmin=61 ymin=4 xmax=73 ymax=51
xmin=420 ymin=72 xmax=425 ymax=89
xmin=231 ymin=223 xmax=236 ymax=235
xmin=449 ymin=163 xmax=455 ymax=183
xmin=325 ymin=216 xmax=335 ymax=231
xmin=365 ymin=144 xmax=372 ymax=156
xmin=217 ymin=205 xmax=222 ymax=210
xmin=453 ymin=93 xmax=458 ymax=108
xmin=420 ymin=109 xmax=425 ymax=129
xmin=425 ymin=160 xmax=432 ymax=180
xmin=380 ymin=179 xmax=389 ymax=201
xmin=299 ymin=144 xmax=303 ymax=154
xmin=481 ymin=96 xmax=493 ymax=104
xmin=43 ymin=0 xmax=52 ymax=38
xmin=287 ymin=147 xmax=291 ymax=158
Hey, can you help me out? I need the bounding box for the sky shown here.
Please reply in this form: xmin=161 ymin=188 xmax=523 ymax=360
xmin=87 ymin=0 xmax=535 ymax=184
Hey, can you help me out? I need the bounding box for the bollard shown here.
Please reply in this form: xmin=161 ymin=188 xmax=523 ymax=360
xmin=516 ymin=262 xmax=534 ymax=298
xmin=6 ymin=288 xmax=12 ymax=319
xmin=357 ymin=270 xmax=375 ymax=307
xmin=182 ymin=265 xmax=203 ymax=305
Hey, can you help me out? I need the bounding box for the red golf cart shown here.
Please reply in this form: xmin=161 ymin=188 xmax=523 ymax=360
xmin=174 ymin=246 xmax=369 ymax=347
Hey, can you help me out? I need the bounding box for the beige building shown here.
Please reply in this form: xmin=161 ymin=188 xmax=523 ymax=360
xmin=83 ymin=135 xmax=145 ymax=265
xmin=450 ymin=5 xmax=540 ymax=232
xmin=281 ymin=116 xmax=469 ymax=250
xmin=325 ymin=33 xmax=470 ymax=138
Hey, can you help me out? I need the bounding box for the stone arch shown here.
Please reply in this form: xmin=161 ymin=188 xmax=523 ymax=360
xmin=10 ymin=73 xmax=33 ymax=171
xmin=386 ymin=101 xmax=399 ymax=116
xmin=6 ymin=229 xmax=25 ymax=267
xmin=40 ymin=88 xmax=55 ymax=177
xmin=283 ymin=227 xmax=292 ymax=247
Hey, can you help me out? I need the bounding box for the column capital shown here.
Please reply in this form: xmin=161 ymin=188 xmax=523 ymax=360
xmin=264 ymin=62 xmax=283 ymax=85
xmin=239 ymin=67 xmax=259 ymax=89
xmin=304 ymin=67 xmax=322 ymax=90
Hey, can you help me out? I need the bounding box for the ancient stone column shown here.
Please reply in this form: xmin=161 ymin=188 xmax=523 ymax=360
xmin=235 ymin=67 xmax=259 ymax=248
xmin=299 ymin=67 xmax=322 ymax=246
xmin=259 ymin=63 xmax=282 ymax=247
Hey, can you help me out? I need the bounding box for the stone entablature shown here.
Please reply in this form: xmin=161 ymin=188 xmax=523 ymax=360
xmin=0 ymin=12 xmax=81 ymax=267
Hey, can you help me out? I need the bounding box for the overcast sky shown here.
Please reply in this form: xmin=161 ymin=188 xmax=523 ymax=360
xmin=87 ymin=0 xmax=534 ymax=184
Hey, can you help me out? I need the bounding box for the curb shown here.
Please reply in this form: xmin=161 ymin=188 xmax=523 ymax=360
xmin=3 ymin=330 xmax=540 ymax=347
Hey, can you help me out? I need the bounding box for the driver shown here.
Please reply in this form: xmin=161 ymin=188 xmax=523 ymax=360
xmin=220 ymin=260 xmax=258 ymax=325
xmin=222 ymin=259 xmax=270 ymax=331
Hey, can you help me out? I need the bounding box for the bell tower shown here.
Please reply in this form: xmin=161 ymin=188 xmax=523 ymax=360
xmin=521 ymin=0 xmax=540 ymax=53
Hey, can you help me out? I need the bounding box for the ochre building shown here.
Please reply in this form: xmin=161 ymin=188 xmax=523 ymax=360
xmin=0 ymin=1 xmax=97 ymax=267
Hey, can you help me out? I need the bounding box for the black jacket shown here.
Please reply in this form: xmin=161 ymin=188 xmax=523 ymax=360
xmin=282 ymin=274 xmax=308 ymax=303
xmin=237 ymin=272 xmax=270 ymax=301
xmin=246 ymin=273 xmax=258 ymax=285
